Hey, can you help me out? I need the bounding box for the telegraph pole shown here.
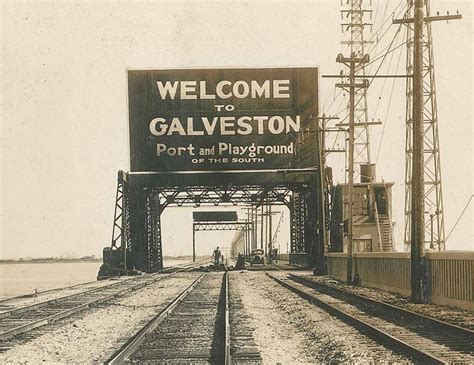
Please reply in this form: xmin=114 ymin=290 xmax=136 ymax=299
xmin=336 ymin=53 xmax=369 ymax=284
xmin=347 ymin=55 xmax=356 ymax=285
xmin=268 ymin=204 xmax=272 ymax=257
xmin=395 ymin=2 xmax=462 ymax=252
xmin=411 ymin=0 xmax=425 ymax=304
xmin=392 ymin=0 xmax=462 ymax=302
xmin=260 ymin=204 xmax=264 ymax=250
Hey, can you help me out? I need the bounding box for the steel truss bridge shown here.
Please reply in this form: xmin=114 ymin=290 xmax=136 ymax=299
xmin=192 ymin=220 xmax=251 ymax=262
xmin=100 ymin=168 xmax=328 ymax=276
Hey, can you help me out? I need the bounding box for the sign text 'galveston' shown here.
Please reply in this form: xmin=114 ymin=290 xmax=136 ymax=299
xmin=128 ymin=67 xmax=318 ymax=172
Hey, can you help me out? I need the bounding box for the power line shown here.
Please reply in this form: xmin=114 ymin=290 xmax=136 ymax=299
xmin=446 ymin=195 xmax=473 ymax=242
xmin=375 ymin=26 xmax=405 ymax=163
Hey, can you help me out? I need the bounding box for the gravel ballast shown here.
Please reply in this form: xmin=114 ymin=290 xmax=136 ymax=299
xmin=0 ymin=272 xmax=201 ymax=363
xmin=300 ymin=274 xmax=474 ymax=330
xmin=231 ymin=271 xmax=409 ymax=363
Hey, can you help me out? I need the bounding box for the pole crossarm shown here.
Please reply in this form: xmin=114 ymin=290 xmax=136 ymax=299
xmin=323 ymin=74 xmax=412 ymax=78
xmin=336 ymin=121 xmax=382 ymax=127
xmin=336 ymin=53 xmax=370 ymax=65
xmin=393 ymin=14 xmax=461 ymax=24
xmin=336 ymin=81 xmax=369 ymax=89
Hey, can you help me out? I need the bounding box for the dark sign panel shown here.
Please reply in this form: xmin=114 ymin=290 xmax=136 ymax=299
xmin=128 ymin=67 xmax=318 ymax=172
xmin=193 ymin=211 xmax=238 ymax=222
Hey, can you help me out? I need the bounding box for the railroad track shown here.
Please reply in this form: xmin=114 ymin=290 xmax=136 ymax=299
xmin=267 ymin=273 xmax=474 ymax=364
xmin=106 ymin=272 xmax=228 ymax=364
xmin=106 ymin=271 xmax=263 ymax=364
xmin=0 ymin=262 xmax=202 ymax=345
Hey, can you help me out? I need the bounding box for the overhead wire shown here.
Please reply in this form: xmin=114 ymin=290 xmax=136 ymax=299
xmin=371 ymin=24 xmax=404 ymax=118
xmin=323 ymin=0 xmax=408 ymax=168
xmin=366 ymin=0 xmax=406 ymax=56
xmin=372 ymin=18 xmax=405 ymax=115
xmin=335 ymin=2 xmax=409 ymax=80
xmin=446 ymin=195 xmax=473 ymax=243
xmin=375 ymin=25 xmax=406 ymax=163
xmin=367 ymin=21 xmax=405 ymax=87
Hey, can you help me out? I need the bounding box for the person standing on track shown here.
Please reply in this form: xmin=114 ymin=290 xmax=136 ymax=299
xmin=212 ymin=246 xmax=221 ymax=265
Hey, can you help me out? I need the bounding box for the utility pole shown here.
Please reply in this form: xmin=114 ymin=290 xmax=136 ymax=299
xmin=255 ymin=205 xmax=259 ymax=250
xmin=260 ymin=204 xmax=264 ymax=250
xmin=250 ymin=205 xmax=254 ymax=250
xmin=245 ymin=207 xmax=252 ymax=258
xmin=411 ymin=0 xmax=425 ymax=304
xmin=336 ymin=53 xmax=369 ymax=284
xmin=264 ymin=205 xmax=269 ymax=256
xmin=268 ymin=204 xmax=272 ymax=257
xmin=192 ymin=223 xmax=196 ymax=262
xmin=395 ymin=1 xmax=461 ymax=252
xmin=393 ymin=0 xmax=462 ymax=302
xmin=347 ymin=56 xmax=356 ymax=285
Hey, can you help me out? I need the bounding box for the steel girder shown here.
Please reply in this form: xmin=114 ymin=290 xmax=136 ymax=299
xmin=193 ymin=221 xmax=251 ymax=231
xmin=107 ymin=171 xmax=131 ymax=268
xmin=145 ymin=193 xmax=163 ymax=273
xmin=109 ymin=172 xmax=326 ymax=273
xmin=290 ymin=183 xmax=326 ymax=273
xmin=152 ymin=185 xmax=293 ymax=209
xmin=290 ymin=192 xmax=305 ymax=253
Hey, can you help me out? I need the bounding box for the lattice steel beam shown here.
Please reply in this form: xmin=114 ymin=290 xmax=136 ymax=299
xmin=193 ymin=221 xmax=251 ymax=231
xmin=402 ymin=0 xmax=449 ymax=251
xmin=341 ymin=0 xmax=373 ymax=176
xmin=153 ymin=185 xmax=294 ymax=209
xmin=290 ymin=192 xmax=306 ymax=253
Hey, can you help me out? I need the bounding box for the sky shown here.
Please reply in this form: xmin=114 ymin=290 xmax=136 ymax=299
xmin=1 ymin=0 xmax=472 ymax=259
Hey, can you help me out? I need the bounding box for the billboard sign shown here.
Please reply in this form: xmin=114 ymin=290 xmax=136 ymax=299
xmin=193 ymin=211 xmax=238 ymax=222
xmin=128 ymin=67 xmax=318 ymax=172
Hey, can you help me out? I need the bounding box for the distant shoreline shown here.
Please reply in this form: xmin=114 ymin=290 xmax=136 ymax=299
xmin=0 ymin=255 xmax=203 ymax=264
xmin=0 ymin=258 xmax=102 ymax=264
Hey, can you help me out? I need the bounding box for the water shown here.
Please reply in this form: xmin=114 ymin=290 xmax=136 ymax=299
xmin=0 ymin=258 xmax=193 ymax=300
xmin=0 ymin=262 xmax=101 ymax=300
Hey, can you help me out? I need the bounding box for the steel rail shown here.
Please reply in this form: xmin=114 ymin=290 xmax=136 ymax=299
xmin=0 ymin=279 xmax=99 ymax=305
xmin=0 ymin=262 xmax=206 ymax=341
xmin=0 ymin=260 xmax=206 ymax=320
xmin=266 ymin=273 xmax=446 ymax=365
xmin=0 ymin=276 xmax=148 ymax=320
xmin=288 ymin=274 xmax=474 ymax=338
xmin=0 ymin=275 xmax=164 ymax=341
xmin=224 ymin=271 xmax=231 ymax=365
xmin=105 ymin=272 xmax=207 ymax=364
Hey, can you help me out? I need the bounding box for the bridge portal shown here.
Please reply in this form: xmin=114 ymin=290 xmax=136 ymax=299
xmin=98 ymin=67 xmax=328 ymax=278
